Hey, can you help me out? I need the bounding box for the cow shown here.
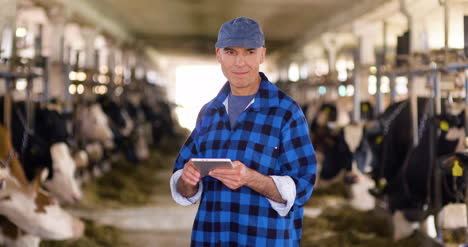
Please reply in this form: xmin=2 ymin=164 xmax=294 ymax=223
xmin=140 ymin=99 xmax=177 ymax=146
xmin=308 ymin=101 xmax=378 ymax=211
xmin=367 ymin=97 xmax=466 ymax=240
xmin=123 ymin=92 xmax=151 ymax=161
xmin=74 ymin=102 xmax=114 ymax=147
xmin=97 ymin=95 xmax=139 ymax=164
xmin=0 ymin=100 xmax=82 ymax=204
xmin=0 ymin=216 xmax=41 ymax=247
xmin=436 ymin=151 xmax=468 ymax=233
xmin=310 ymin=101 xmax=375 ymax=186
xmin=0 ymin=124 xmax=84 ymax=245
xmin=73 ymin=102 xmax=114 ymax=180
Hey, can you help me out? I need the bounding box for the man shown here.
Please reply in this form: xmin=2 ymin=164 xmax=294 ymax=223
xmin=170 ymin=16 xmax=316 ymax=246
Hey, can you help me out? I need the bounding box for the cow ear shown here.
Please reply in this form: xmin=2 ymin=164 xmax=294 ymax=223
xmin=32 ymin=168 xmax=49 ymax=189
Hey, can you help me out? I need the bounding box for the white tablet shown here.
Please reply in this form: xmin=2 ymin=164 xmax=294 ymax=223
xmin=191 ymin=158 xmax=233 ymax=176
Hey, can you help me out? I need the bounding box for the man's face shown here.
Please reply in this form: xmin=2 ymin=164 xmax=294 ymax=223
xmin=216 ymin=46 xmax=266 ymax=96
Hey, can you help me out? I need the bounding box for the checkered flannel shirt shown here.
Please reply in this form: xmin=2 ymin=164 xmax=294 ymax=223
xmin=173 ymin=72 xmax=317 ymax=246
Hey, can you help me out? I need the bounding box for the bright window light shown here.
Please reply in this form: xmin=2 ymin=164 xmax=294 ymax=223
xmin=15 ymin=78 xmax=27 ymax=91
xmin=396 ymin=76 xmax=408 ymax=95
xmin=77 ymin=84 xmax=84 ymax=95
xmin=381 ymin=76 xmax=390 ymax=93
xmin=338 ymin=71 xmax=347 ymax=82
xmin=338 ymin=85 xmax=347 ymax=97
xmin=318 ymin=86 xmax=327 ymax=95
xmin=336 ymin=60 xmax=347 ymax=72
xmin=15 ymin=27 xmax=28 ymax=38
xmin=346 ymin=85 xmax=354 ymax=96
xmin=288 ymin=63 xmax=300 ymax=82
xmin=368 ymin=76 xmax=377 ymax=95
xmin=300 ymin=63 xmax=309 ymax=80
xmin=347 ymin=61 xmax=354 ymax=70
xmin=68 ymin=84 xmax=76 ymax=95
xmin=69 ymin=71 xmax=77 ymax=81
xmin=175 ymin=65 xmax=225 ymax=130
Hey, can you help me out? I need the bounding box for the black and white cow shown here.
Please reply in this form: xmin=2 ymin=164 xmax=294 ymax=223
xmin=97 ymin=95 xmax=139 ymax=164
xmin=0 ymin=124 xmax=84 ymax=246
xmin=368 ymin=97 xmax=466 ymax=240
xmin=310 ymin=102 xmax=376 ymax=184
xmin=0 ymin=100 xmax=82 ymax=204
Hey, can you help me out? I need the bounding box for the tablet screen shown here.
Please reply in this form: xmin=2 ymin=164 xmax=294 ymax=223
xmin=191 ymin=158 xmax=233 ymax=176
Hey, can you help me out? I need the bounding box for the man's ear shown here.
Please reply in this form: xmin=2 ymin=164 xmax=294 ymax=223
xmin=216 ymin=48 xmax=222 ymax=63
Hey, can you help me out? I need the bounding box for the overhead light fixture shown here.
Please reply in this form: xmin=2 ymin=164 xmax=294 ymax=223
xmin=318 ymin=86 xmax=327 ymax=95
xmin=76 ymin=72 xmax=87 ymax=82
xmin=15 ymin=78 xmax=27 ymax=91
xmin=15 ymin=27 xmax=28 ymax=38
xmin=69 ymin=71 xmax=77 ymax=81
xmin=68 ymin=84 xmax=77 ymax=95
xmin=77 ymin=84 xmax=85 ymax=95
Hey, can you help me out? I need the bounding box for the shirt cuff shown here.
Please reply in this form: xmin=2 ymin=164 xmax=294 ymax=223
xmin=170 ymin=169 xmax=203 ymax=206
xmin=268 ymin=176 xmax=296 ymax=217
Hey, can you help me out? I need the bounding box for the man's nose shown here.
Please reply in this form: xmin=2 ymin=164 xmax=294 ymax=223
xmin=235 ymin=55 xmax=246 ymax=66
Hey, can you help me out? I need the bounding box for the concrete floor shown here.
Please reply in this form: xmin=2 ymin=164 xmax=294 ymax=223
xmin=69 ymin=166 xmax=198 ymax=247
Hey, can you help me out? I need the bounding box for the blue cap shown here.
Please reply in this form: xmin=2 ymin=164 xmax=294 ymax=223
xmin=215 ymin=17 xmax=265 ymax=49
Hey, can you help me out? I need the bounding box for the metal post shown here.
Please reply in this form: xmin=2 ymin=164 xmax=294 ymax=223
xmin=375 ymin=21 xmax=388 ymax=115
xmin=430 ymin=70 xmax=442 ymax=223
xmin=4 ymin=79 xmax=12 ymax=131
xmin=464 ymin=69 xmax=468 ymax=136
xmin=434 ymin=71 xmax=441 ymax=116
xmin=409 ymin=74 xmax=419 ymax=147
xmin=438 ymin=0 xmax=450 ymax=51
xmin=0 ymin=0 xmax=16 ymax=131
xmin=465 ymin=171 xmax=468 ymax=244
xmin=375 ymin=51 xmax=383 ymax=116
xmin=353 ymin=38 xmax=361 ymax=124
xmin=390 ymin=73 xmax=397 ymax=103
xmin=26 ymin=73 xmax=34 ymax=130
xmin=400 ymin=0 xmax=418 ymax=147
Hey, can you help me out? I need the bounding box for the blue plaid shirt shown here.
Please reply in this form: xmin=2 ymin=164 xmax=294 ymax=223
xmin=173 ymin=73 xmax=317 ymax=246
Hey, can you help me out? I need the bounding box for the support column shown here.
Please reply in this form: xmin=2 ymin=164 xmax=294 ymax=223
xmin=82 ymin=28 xmax=98 ymax=70
xmin=81 ymin=27 xmax=98 ymax=100
xmin=0 ymin=0 xmax=16 ymax=59
xmin=353 ymin=21 xmax=380 ymax=123
xmin=47 ymin=6 xmax=70 ymax=101
xmin=352 ymin=38 xmax=361 ymax=124
xmin=321 ymin=32 xmax=341 ymax=74
xmin=0 ymin=0 xmax=16 ymax=132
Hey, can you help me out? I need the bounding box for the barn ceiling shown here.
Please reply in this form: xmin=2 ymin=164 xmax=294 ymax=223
xmin=33 ymin=0 xmax=391 ymax=56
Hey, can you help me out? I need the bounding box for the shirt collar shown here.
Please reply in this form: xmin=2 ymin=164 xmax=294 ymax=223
xmin=209 ymin=72 xmax=280 ymax=112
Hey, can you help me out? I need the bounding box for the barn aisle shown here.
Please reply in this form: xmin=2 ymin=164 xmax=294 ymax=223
xmin=38 ymin=149 xmax=429 ymax=247
xmin=68 ymin=169 xmax=197 ymax=247
xmin=39 ymin=138 xmax=197 ymax=247
xmin=39 ymin=140 xmax=454 ymax=247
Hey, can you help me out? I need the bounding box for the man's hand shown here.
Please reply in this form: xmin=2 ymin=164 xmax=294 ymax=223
xmin=209 ymin=161 xmax=251 ymax=190
xmin=177 ymin=160 xmax=201 ymax=198
xmin=209 ymin=160 xmax=286 ymax=204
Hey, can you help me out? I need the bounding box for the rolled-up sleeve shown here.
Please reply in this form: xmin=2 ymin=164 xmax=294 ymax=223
xmin=279 ymin=109 xmax=317 ymax=207
xmin=268 ymin=175 xmax=296 ymax=216
xmin=170 ymin=169 xmax=203 ymax=206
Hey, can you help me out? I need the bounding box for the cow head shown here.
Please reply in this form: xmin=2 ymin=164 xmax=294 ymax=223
xmin=77 ymin=103 xmax=114 ymax=143
xmin=435 ymin=110 xmax=466 ymax=155
xmin=98 ymin=96 xmax=135 ymax=137
xmin=0 ymin=216 xmax=41 ymax=247
xmin=43 ymin=143 xmax=82 ymax=204
xmin=0 ymin=125 xmax=84 ymax=240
